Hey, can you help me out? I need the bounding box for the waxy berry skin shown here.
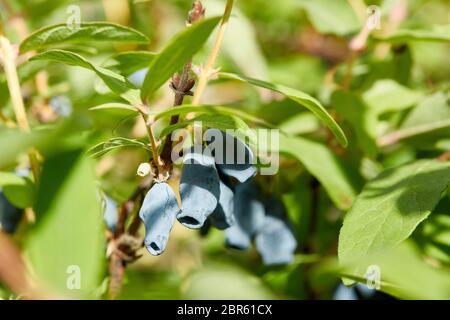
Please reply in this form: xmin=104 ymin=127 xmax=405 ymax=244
xmin=210 ymin=179 xmax=235 ymax=230
xmin=177 ymin=147 xmax=221 ymax=229
xmin=225 ymin=181 xmax=265 ymax=250
xmin=0 ymin=191 xmax=22 ymax=234
xmin=255 ymin=199 xmax=297 ymax=265
xmin=205 ymin=128 xmax=256 ymax=183
xmin=139 ymin=182 xmax=180 ymax=256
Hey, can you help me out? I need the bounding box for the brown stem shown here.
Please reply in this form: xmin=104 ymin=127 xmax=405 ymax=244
xmin=107 ymin=1 xmax=204 ymax=300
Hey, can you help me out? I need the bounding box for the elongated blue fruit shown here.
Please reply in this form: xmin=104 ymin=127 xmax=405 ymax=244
xmin=255 ymin=199 xmax=297 ymax=265
xmin=0 ymin=191 xmax=22 ymax=234
xmin=210 ymin=179 xmax=235 ymax=229
xmin=205 ymin=128 xmax=256 ymax=183
xmin=49 ymin=95 xmax=72 ymax=117
xmin=139 ymin=182 xmax=179 ymax=255
xmin=177 ymin=147 xmax=220 ymax=229
xmin=103 ymin=195 xmax=118 ymax=233
xmin=225 ymin=181 xmax=265 ymax=250
xmin=333 ymin=284 xmax=359 ymax=300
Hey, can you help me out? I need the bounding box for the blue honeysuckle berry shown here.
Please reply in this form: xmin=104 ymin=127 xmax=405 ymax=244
xmin=139 ymin=182 xmax=180 ymax=256
xmin=0 ymin=191 xmax=23 ymax=234
xmin=210 ymin=179 xmax=235 ymax=230
xmin=49 ymin=95 xmax=73 ymax=117
xmin=205 ymin=128 xmax=256 ymax=183
xmin=333 ymin=283 xmax=377 ymax=300
xmin=255 ymin=198 xmax=297 ymax=265
xmin=177 ymin=147 xmax=221 ymax=229
xmin=102 ymin=195 xmax=118 ymax=233
xmin=128 ymin=68 xmax=148 ymax=88
xmin=333 ymin=283 xmax=359 ymax=300
xmin=225 ymin=180 xmax=265 ymax=250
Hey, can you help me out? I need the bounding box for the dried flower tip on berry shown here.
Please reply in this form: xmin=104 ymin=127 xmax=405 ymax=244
xmin=137 ymin=162 xmax=152 ymax=177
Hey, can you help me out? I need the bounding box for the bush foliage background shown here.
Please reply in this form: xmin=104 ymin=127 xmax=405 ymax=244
xmin=0 ymin=0 xmax=449 ymax=300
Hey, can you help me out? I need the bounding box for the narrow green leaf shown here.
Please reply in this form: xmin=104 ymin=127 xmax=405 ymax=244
xmin=338 ymin=159 xmax=450 ymax=281
xmin=25 ymin=149 xmax=104 ymax=298
xmin=30 ymin=50 xmax=141 ymax=105
xmin=87 ymin=137 xmax=151 ymax=159
xmin=103 ymin=51 xmax=156 ymax=76
xmin=220 ymin=72 xmax=348 ymax=147
xmin=332 ymin=90 xmax=378 ymax=157
xmin=158 ymin=114 xmax=249 ymax=139
xmin=20 ymin=22 xmax=149 ymax=53
xmin=141 ymin=16 xmax=221 ymax=100
xmin=154 ymin=104 xmax=273 ymax=128
xmin=279 ymin=135 xmax=363 ymax=210
xmin=0 ymin=172 xmax=35 ymax=208
xmin=89 ymin=103 xmax=139 ymax=115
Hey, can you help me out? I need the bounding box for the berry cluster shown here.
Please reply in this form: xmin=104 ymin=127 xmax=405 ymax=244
xmin=136 ymin=128 xmax=297 ymax=265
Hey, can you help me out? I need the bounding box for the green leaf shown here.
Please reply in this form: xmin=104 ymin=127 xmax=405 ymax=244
xmin=341 ymin=241 xmax=450 ymax=299
xmin=0 ymin=172 xmax=35 ymax=208
xmin=87 ymin=137 xmax=151 ymax=159
xmin=220 ymin=72 xmax=348 ymax=147
xmin=279 ymin=135 xmax=363 ymax=210
xmin=183 ymin=263 xmax=276 ymax=299
xmin=103 ymin=51 xmax=156 ymax=76
xmin=25 ymin=149 xmax=105 ymax=298
xmin=338 ymin=159 xmax=450 ymax=281
xmin=141 ymin=16 xmax=221 ymax=100
xmin=376 ymin=24 xmax=450 ymax=43
xmin=378 ymin=92 xmax=450 ymax=148
xmin=89 ymin=103 xmax=139 ymax=116
xmin=30 ymin=50 xmax=141 ymax=105
xmin=363 ymin=79 xmax=422 ymax=115
xmin=297 ymin=0 xmax=361 ymax=36
xmin=154 ymin=104 xmax=273 ymax=128
xmin=20 ymin=22 xmax=149 ymax=53
xmin=158 ymin=114 xmax=249 ymax=139
xmin=278 ymin=113 xmax=320 ymax=136
xmin=332 ymin=90 xmax=378 ymax=157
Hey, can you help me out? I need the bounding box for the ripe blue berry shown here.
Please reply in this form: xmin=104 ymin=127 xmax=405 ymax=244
xmin=210 ymin=179 xmax=235 ymax=230
xmin=49 ymin=95 xmax=73 ymax=117
xmin=205 ymin=128 xmax=256 ymax=183
xmin=255 ymin=199 xmax=297 ymax=265
xmin=139 ymin=182 xmax=179 ymax=256
xmin=102 ymin=195 xmax=118 ymax=233
xmin=0 ymin=191 xmax=22 ymax=234
xmin=225 ymin=181 xmax=265 ymax=250
xmin=177 ymin=147 xmax=220 ymax=229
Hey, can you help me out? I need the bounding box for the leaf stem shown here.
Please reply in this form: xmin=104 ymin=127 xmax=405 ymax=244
xmin=191 ymin=0 xmax=234 ymax=105
xmin=0 ymin=36 xmax=40 ymax=183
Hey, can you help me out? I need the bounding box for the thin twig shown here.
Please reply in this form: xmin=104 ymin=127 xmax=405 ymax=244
xmin=191 ymin=0 xmax=235 ymax=105
xmin=0 ymin=36 xmax=40 ymax=183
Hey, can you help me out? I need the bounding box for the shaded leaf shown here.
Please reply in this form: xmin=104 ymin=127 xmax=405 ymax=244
xmin=0 ymin=172 xmax=35 ymax=209
xmin=279 ymin=135 xmax=363 ymax=210
xmin=338 ymin=159 xmax=450 ymax=281
xmin=25 ymin=149 xmax=104 ymax=298
xmin=103 ymin=51 xmax=156 ymax=76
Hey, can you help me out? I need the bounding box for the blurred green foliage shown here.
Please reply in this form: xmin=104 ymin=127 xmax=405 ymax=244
xmin=0 ymin=0 xmax=449 ymax=300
